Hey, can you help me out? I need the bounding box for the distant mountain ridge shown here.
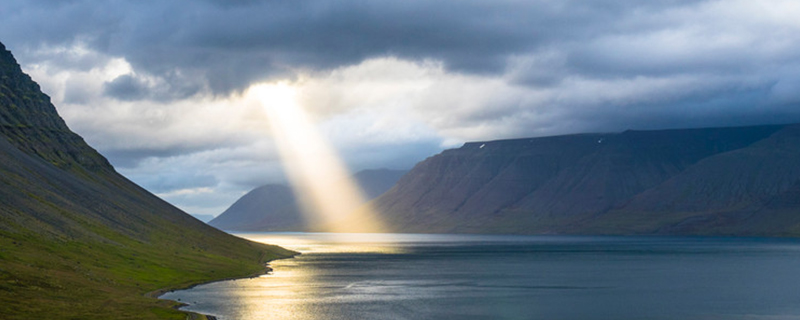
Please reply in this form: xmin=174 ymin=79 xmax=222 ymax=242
xmin=0 ymin=41 xmax=294 ymax=319
xmin=211 ymin=184 xmax=302 ymax=231
xmin=210 ymin=168 xmax=407 ymax=231
xmin=372 ymin=124 xmax=800 ymax=236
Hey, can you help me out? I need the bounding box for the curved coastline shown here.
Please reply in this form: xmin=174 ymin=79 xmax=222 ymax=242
xmin=148 ymin=252 xmax=300 ymax=319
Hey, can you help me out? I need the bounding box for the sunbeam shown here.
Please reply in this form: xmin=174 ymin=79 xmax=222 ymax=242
xmin=246 ymin=82 xmax=385 ymax=233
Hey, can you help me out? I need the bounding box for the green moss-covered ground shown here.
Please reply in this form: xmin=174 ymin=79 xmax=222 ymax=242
xmin=0 ymin=222 xmax=295 ymax=319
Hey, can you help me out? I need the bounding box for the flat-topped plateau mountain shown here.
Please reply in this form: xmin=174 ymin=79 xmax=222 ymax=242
xmin=0 ymin=41 xmax=294 ymax=319
xmin=372 ymin=123 xmax=800 ymax=236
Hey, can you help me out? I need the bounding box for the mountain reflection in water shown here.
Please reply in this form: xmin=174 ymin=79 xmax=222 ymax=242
xmin=161 ymin=233 xmax=800 ymax=320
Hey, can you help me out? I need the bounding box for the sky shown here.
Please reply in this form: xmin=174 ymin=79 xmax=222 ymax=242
xmin=2 ymin=0 xmax=800 ymax=217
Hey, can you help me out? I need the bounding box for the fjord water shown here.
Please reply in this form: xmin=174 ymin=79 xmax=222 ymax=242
xmin=162 ymin=233 xmax=800 ymax=319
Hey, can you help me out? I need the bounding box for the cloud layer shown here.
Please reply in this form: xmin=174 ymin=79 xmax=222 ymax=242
xmin=2 ymin=0 xmax=800 ymax=215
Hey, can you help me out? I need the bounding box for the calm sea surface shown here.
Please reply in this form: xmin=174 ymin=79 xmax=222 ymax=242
xmin=161 ymin=233 xmax=800 ymax=320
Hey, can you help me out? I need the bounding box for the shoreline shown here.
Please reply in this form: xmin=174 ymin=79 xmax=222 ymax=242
xmin=147 ymin=252 xmax=299 ymax=319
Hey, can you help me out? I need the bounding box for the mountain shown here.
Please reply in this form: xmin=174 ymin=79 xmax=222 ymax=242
xmin=0 ymin=41 xmax=295 ymax=319
xmin=210 ymin=168 xmax=406 ymax=231
xmin=353 ymin=169 xmax=408 ymax=199
xmin=210 ymin=184 xmax=303 ymax=231
xmin=372 ymin=124 xmax=800 ymax=236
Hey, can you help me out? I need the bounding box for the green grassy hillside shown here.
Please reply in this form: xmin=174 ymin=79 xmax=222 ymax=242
xmin=0 ymin=42 xmax=296 ymax=319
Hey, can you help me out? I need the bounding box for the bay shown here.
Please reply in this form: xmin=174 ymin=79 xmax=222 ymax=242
xmin=161 ymin=233 xmax=800 ymax=319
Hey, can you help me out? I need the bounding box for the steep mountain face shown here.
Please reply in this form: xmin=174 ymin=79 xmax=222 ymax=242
xmin=0 ymin=42 xmax=294 ymax=319
xmin=353 ymin=168 xmax=408 ymax=199
xmin=210 ymin=168 xmax=407 ymax=231
xmin=600 ymin=125 xmax=800 ymax=236
xmin=372 ymin=124 xmax=800 ymax=235
xmin=0 ymin=45 xmax=111 ymax=173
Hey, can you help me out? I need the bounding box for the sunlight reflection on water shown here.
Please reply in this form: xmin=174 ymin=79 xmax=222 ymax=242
xmin=165 ymin=233 xmax=424 ymax=319
xmin=161 ymin=233 xmax=800 ymax=320
xmin=237 ymin=232 xmax=411 ymax=254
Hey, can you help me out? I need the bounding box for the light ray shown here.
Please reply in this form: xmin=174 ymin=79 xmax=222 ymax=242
xmin=246 ymin=83 xmax=384 ymax=233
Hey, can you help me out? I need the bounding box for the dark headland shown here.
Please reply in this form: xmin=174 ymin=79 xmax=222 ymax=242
xmin=0 ymin=41 xmax=295 ymax=319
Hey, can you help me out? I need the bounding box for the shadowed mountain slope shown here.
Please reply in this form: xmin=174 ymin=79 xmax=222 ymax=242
xmin=0 ymin=41 xmax=294 ymax=319
xmin=210 ymin=168 xmax=407 ymax=231
xmin=598 ymin=125 xmax=800 ymax=235
xmin=210 ymin=184 xmax=303 ymax=231
xmin=372 ymin=124 xmax=800 ymax=236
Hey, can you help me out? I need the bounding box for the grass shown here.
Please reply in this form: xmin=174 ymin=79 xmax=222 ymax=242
xmin=0 ymin=153 xmax=296 ymax=319
xmin=0 ymin=221 xmax=295 ymax=319
xmin=0 ymin=43 xmax=297 ymax=319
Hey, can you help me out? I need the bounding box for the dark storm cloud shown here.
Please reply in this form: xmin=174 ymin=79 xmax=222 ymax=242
xmin=0 ymin=0 xmax=710 ymax=94
xmin=102 ymin=73 xmax=202 ymax=102
xmin=5 ymin=3 xmax=800 ymax=114
xmin=103 ymin=75 xmax=149 ymax=101
xmin=3 ymin=0 xmax=799 ymax=133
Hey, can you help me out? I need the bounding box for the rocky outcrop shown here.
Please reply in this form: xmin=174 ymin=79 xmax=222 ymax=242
xmin=0 ymin=42 xmax=111 ymax=172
